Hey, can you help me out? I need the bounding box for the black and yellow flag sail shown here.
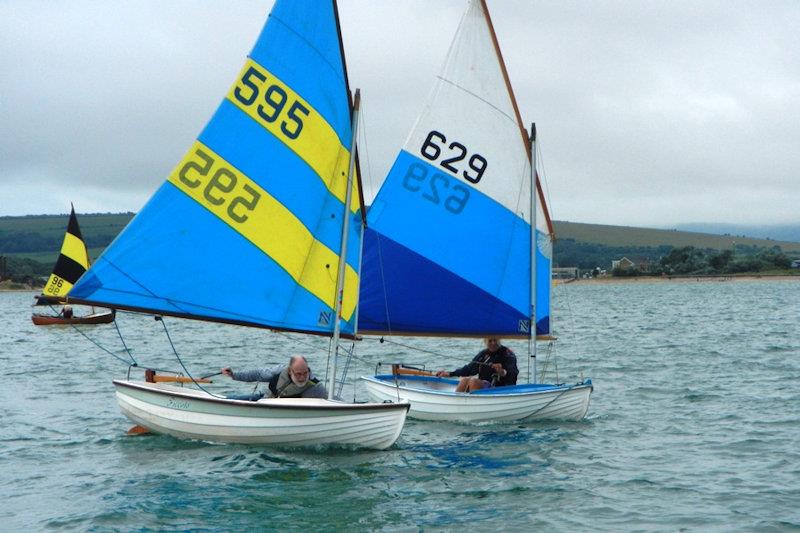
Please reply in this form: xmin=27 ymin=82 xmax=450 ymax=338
xmin=42 ymin=207 xmax=90 ymax=298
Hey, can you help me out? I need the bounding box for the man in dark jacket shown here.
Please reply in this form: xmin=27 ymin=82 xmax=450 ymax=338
xmin=435 ymin=338 xmax=518 ymax=392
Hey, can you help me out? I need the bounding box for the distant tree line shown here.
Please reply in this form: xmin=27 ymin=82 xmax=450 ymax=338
xmin=554 ymin=238 xmax=671 ymax=271
xmin=0 ymin=232 xmax=118 ymax=254
xmin=0 ymin=256 xmax=50 ymax=284
xmin=650 ymin=245 xmax=791 ymax=276
xmin=554 ymin=239 xmax=794 ymax=277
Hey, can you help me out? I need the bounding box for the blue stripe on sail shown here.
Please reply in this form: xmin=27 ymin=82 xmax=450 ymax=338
xmin=70 ymin=185 xmax=353 ymax=335
xmin=367 ymin=150 xmax=530 ymax=316
xmin=198 ymin=100 xmax=359 ymax=270
xmin=536 ymin=245 xmax=551 ymax=335
xmin=359 ymin=228 xmax=528 ymax=336
xmin=251 ymin=0 xmax=351 ymax=147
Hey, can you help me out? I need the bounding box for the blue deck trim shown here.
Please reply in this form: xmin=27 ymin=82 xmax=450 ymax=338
xmin=371 ymin=374 xmax=590 ymax=396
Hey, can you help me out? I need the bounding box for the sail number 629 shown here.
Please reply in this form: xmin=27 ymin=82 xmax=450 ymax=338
xmin=420 ymin=130 xmax=487 ymax=184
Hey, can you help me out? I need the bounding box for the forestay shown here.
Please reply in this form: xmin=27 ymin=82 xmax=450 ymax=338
xmin=359 ymin=0 xmax=552 ymax=338
xmin=69 ymin=0 xmax=362 ymax=337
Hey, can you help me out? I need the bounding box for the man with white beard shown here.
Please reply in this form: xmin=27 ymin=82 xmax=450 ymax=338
xmin=221 ymin=355 xmax=328 ymax=400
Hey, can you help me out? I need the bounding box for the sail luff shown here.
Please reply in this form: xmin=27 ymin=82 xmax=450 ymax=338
xmin=479 ymin=0 xmax=553 ymax=237
xmin=328 ymin=89 xmax=361 ymax=399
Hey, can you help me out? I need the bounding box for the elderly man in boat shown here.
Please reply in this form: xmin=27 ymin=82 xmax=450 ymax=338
xmin=221 ymin=355 xmax=328 ymax=400
xmin=435 ymin=338 xmax=519 ymax=393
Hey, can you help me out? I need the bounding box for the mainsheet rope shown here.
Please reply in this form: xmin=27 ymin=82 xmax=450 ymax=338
xmin=155 ymin=316 xmax=226 ymax=399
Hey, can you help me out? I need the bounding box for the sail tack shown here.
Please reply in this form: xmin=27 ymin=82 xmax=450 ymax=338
xmin=359 ymin=0 xmax=552 ymax=338
xmin=42 ymin=206 xmax=89 ymax=298
xmin=70 ymin=0 xmax=361 ymax=336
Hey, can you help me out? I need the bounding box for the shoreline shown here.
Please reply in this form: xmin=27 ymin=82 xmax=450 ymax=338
xmin=561 ymin=274 xmax=800 ymax=284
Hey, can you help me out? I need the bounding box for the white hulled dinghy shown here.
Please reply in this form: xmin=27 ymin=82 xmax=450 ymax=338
xmin=358 ymin=0 xmax=592 ymax=422
xmin=66 ymin=0 xmax=408 ymax=449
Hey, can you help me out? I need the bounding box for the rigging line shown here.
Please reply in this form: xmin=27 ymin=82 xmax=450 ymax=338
xmin=45 ymin=304 xmax=134 ymax=365
xmin=156 ymin=316 xmax=226 ymax=399
xmin=357 ymin=99 xmax=376 ymax=200
xmin=364 ymin=336 xmax=462 ymax=362
xmin=113 ymin=315 xmax=137 ymax=365
xmin=435 ymin=76 xmax=518 ymax=125
xmin=535 ymin=140 xmax=555 ymax=223
xmin=66 ymin=321 xmax=136 ymax=367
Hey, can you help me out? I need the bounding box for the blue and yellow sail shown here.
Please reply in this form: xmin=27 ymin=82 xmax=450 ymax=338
xmin=358 ymin=0 xmax=552 ymax=339
xmin=70 ymin=0 xmax=362 ymax=336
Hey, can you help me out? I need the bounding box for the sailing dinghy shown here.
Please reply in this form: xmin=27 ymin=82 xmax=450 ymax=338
xmin=66 ymin=0 xmax=408 ymax=449
xmin=32 ymin=206 xmax=115 ymax=325
xmin=359 ymin=0 xmax=592 ymax=422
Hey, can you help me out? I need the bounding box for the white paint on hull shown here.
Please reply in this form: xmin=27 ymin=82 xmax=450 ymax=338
xmin=360 ymin=376 xmax=592 ymax=422
xmin=114 ymin=380 xmax=409 ymax=450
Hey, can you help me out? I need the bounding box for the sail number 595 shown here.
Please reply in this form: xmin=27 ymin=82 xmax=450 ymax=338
xmin=233 ymin=66 xmax=310 ymax=140
xmin=420 ymin=130 xmax=487 ymax=184
xmin=178 ymin=148 xmax=261 ymax=224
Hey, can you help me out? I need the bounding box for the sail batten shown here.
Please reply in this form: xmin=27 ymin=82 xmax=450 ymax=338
xmin=69 ymin=0 xmax=361 ymax=336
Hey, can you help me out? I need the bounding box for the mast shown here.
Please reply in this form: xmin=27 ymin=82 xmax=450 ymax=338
xmin=480 ymin=0 xmax=553 ymax=238
xmin=328 ymin=88 xmax=361 ymax=400
xmin=529 ymin=123 xmax=537 ymax=384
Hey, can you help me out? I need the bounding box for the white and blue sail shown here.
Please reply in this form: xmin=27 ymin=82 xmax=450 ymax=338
xmin=70 ymin=0 xmax=362 ymax=337
xmin=359 ymin=0 xmax=553 ymax=338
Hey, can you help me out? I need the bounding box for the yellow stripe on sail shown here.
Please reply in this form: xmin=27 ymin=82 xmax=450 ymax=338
xmin=167 ymin=141 xmax=358 ymax=322
xmin=43 ymin=275 xmax=74 ymax=298
xmin=225 ymin=58 xmax=358 ymax=213
xmin=61 ymin=232 xmax=89 ymax=269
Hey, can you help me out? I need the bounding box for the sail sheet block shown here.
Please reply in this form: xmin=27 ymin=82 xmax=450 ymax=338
xmin=70 ymin=0 xmax=360 ymax=335
xmin=358 ymin=0 xmax=551 ymax=337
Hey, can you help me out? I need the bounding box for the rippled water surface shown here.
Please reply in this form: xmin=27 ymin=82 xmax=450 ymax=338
xmin=2 ymin=281 xmax=799 ymax=531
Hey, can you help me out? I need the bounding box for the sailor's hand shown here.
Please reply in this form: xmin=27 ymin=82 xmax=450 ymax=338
xmin=221 ymin=367 xmax=233 ymax=377
xmin=435 ymin=370 xmax=450 ymax=377
xmin=491 ymin=363 xmax=506 ymax=376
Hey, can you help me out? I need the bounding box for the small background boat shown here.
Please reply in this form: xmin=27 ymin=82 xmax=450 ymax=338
xmin=31 ymin=206 xmax=115 ymax=326
xmin=31 ymin=308 xmax=115 ymax=326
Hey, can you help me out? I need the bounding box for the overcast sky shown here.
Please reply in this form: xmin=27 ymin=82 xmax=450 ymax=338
xmin=1 ymin=1 xmax=798 ymax=227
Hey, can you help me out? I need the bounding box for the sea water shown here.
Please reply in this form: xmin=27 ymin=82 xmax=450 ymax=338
xmin=1 ymin=281 xmax=798 ymax=531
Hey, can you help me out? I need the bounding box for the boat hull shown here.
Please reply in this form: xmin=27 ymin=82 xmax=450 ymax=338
xmin=361 ymin=375 xmax=592 ymax=422
xmin=113 ymin=380 xmax=409 ymax=450
xmin=31 ymin=310 xmax=115 ymax=326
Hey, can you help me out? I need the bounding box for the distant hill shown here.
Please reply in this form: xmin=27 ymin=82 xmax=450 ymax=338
xmin=2 ymin=213 xmax=799 ymax=279
xmin=0 ymin=212 xmax=134 ymax=264
xmin=671 ymin=223 xmax=800 ymax=244
xmin=553 ymin=220 xmax=800 ymax=254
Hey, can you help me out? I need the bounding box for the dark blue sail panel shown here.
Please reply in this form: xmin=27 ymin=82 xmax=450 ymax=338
xmin=359 ymin=229 xmax=530 ymax=337
xmin=69 ymin=0 xmax=361 ymax=336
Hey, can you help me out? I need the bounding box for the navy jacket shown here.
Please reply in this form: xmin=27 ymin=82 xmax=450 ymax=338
xmin=450 ymin=346 xmax=518 ymax=386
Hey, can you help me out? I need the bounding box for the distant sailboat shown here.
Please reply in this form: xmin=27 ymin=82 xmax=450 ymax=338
xmin=358 ymin=0 xmax=592 ymax=422
xmin=32 ymin=206 xmax=114 ymax=325
xmin=65 ymin=0 xmax=408 ymax=449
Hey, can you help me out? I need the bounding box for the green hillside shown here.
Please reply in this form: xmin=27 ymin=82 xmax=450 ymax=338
xmin=0 ymin=213 xmax=133 ymax=265
xmin=1 ymin=213 xmax=798 ymax=283
xmin=553 ymin=220 xmax=800 ymax=254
